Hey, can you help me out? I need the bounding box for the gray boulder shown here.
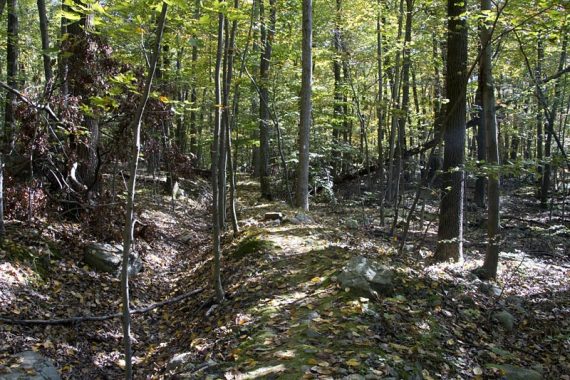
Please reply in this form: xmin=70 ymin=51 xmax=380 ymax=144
xmin=0 ymin=351 xmax=61 ymax=380
xmin=84 ymin=243 xmax=142 ymax=277
xmin=494 ymin=310 xmax=515 ymax=331
xmin=287 ymin=213 xmax=314 ymax=225
xmin=337 ymin=256 xmax=393 ymax=296
xmin=167 ymin=352 xmax=195 ymax=372
xmin=345 ymin=219 xmax=359 ymax=230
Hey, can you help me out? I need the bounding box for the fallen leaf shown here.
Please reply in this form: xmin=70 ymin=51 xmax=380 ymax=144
xmin=346 ymin=358 xmax=360 ymax=367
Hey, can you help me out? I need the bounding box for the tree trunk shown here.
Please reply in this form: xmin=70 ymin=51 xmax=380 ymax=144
xmin=479 ymin=0 xmax=500 ymax=278
xmin=434 ymin=0 xmax=468 ymax=263
xmin=540 ymin=32 xmax=567 ymax=208
xmin=536 ymin=37 xmax=544 ymax=197
xmin=37 ymin=0 xmax=52 ymax=85
xmin=189 ymin=0 xmax=200 ymax=156
xmin=385 ymin=0 xmax=404 ymax=203
xmin=4 ymin=0 xmax=18 ymax=149
xmin=332 ymin=0 xmax=344 ymax=179
xmin=223 ymin=0 xmax=240 ymax=236
xmin=211 ymin=5 xmax=226 ymax=301
xmin=474 ymin=79 xmax=486 ymax=207
xmin=121 ymin=4 xmax=168 ymax=378
xmin=0 ymin=155 xmax=4 ymax=243
xmin=376 ymin=0 xmax=385 ymax=183
xmin=259 ymin=0 xmax=276 ymax=200
xmin=295 ymin=0 xmax=312 ymax=210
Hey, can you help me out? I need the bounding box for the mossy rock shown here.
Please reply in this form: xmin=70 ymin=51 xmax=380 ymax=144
xmin=233 ymin=236 xmax=274 ymax=260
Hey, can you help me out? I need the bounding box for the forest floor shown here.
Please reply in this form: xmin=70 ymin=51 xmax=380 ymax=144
xmin=0 ymin=174 xmax=569 ymax=379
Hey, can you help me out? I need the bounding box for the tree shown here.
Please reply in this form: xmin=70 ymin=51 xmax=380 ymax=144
xmin=295 ymin=0 xmax=312 ymax=211
xmin=434 ymin=0 xmax=468 ymax=263
xmin=121 ymin=4 xmax=168 ymax=378
xmin=37 ymin=0 xmax=52 ymax=85
xmin=259 ymin=0 xmax=277 ymax=200
xmin=4 ymin=0 xmax=18 ymax=149
xmin=211 ymin=1 xmax=226 ymax=301
xmin=477 ymin=0 xmax=501 ymax=279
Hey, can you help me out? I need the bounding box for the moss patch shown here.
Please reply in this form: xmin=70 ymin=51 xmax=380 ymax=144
xmin=233 ymin=235 xmax=275 ymax=260
xmin=0 ymin=239 xmax=54 ymax=280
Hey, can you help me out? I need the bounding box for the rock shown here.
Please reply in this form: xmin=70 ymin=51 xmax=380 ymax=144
xmin=494 ymin=310 xmax=515 ymax=331
xmin=506 ymin=295 xmax=526 ymax=313
xmin=345 ymin=219 xmax=359 ymax=230
xmin=263 ymin=212 xmax=283 ymax=221
xmin=166 ymin=352 xmax=195 ymax=373
xmin=343 ymin=375 xmax=366 ymax=380
xmin=0 ymin=351 xmax=61 ymax=380
xmin=84 ymin=243 xmax=142 ymax=277
xmin=337 ymin=256 xmax=393 ymax=297
xmin=479 ymin=282 xmax=502 ymax=297
xmin=288 ymin=213 xmax=314 ymax=225
xmin=491 ymin=364 xmax=542 ymax=380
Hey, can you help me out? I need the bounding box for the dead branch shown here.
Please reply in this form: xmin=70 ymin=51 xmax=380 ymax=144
xmin=0 ymin=288 xmax=204 ymax=326
xmin=0 ymin=80 xmax=60 ymax=123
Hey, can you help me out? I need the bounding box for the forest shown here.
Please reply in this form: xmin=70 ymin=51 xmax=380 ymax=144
xmin=0 ymin=0 xmax=569 ymax=378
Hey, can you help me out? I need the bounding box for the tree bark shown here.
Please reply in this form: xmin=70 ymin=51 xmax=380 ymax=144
xmin=223 ymin=0 xmax=240 ymax=236
xmin=376 ymin=0 xmax=385 ymax=183
xmin=188 ymin=0 xmax=200 ymax=156
xmin=295 ymin=0 xmax=312 ymax=210
xmin=474 ymin=79 xmax=486 ymax=207
xmin=4 ymin=0 xmax=18 ymax=149
xmin=535 ymin=37 xmax=544 ymax=196
xmin=37 ymin=0 xmax=52 ymax=85
xmin=121 ymin=4 xmax=168 ymax=378
xmin=540 ymin=32 xmax=567 ymax=208
xmin=332 ymin=0 xmax=344 ymax=179
xmin=434 ymin=0 xmax=468 ymax=263
xmin=211 ymin=4 xmax=226 ymax=301
xmin=479 ymin=0 xmax=500 ymax=278
xmin=259 ymin=0 xmax=276 ymax=200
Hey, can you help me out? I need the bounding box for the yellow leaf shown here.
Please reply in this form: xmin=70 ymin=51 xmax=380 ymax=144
xmin=346 ymin=358 xmax=360 ymax=367
xmin=310 ymin=277 xmax=321 ymax=283
xmin=159 ymin=96 xmax=169 ymax=103
xmin=307 ymin=358 xmax=318 ymax=365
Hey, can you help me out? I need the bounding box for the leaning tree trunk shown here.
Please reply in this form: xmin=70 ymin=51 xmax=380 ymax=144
xmin=434 ymin=0 xmax=468 ymax=263
xmin=295 ymin=0 xmax=312 ymax=211
xmin=121 ymin=4 xmax=168 ymax=379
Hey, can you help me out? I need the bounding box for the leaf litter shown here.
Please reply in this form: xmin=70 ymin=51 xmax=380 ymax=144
xmin=0 ymin=178 xmax=568 ymax=379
